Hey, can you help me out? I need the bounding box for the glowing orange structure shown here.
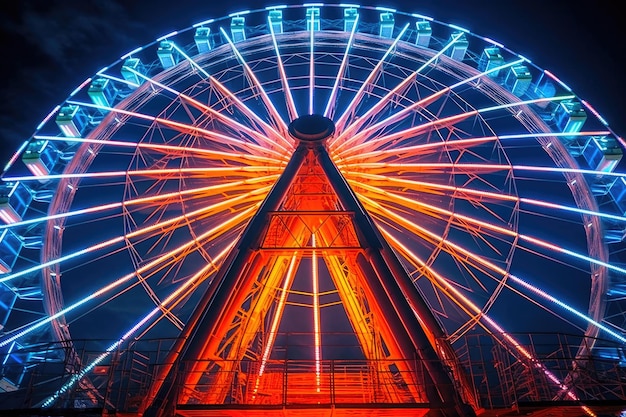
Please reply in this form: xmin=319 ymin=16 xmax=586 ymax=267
xmin=143 ymin=115 xmax=476 ymax=417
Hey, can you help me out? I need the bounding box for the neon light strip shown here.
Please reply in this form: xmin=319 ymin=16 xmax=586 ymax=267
xmin=513 ymin=164 xmax=626 ymax=177
xmin=171 ymin=43 xmax=288 ymax=145
xmin=69 ymin=78 xmax=92 ymax=97
xmin=0 ymin=205 xmax=257 ymax=347
xmin=337 ymin=130 xmax=611 ymax=163
xmin=334 ymin=23 xmax=410 ymax=132
xmin=336 ymin=95 xmax=576 ymax=157
xmin=36 ymin=105 xmax=61 ymax=130
xmin=309 ymin=10 xmax=315 ymax=115
xmin=512 ymin=274 xmax=626 ymax=344
xmin=120 ymin=46 xmax=143 ymax=60
xmin=121 ymin=65 xmax=288 ymax=154
xmin=124 ymin=187 xmax=268 ymax=240
xmin=332 ymin=57 xmax=526 ymax=151
xmin=62 ymin=100 xmax=285 ymax=158
xmin=331 ymin=32 xmax=471 ymax=148
xmin=350 ymin=177 xmax=626 ymax=276
xmin=252 ymin=253 xmax=298 ymax=398
xmin=312 ymin=234 xmax=321 ymax=392
xmin=3 ymin=165 xmax=279 ymax=182
xmin=169 ymin=43 xmax=210 ymax=77
xmin=0 ymin=236 xmax=124 ymax=285
xmin=520 ymin=234 xmax=626 ymax=274
xmin=97 ymin=72 xmax=140 ymax=88
xmin=519 ymin=196 xmax=626 ymax=223
xmin=3 ymin=140 xmax=29 ymax=172
xmin=157 ymin=30 xmax=178 ymax=42
xmin=205 ymin=77 xmax=289 ymax=148
xmin=0 ymin=201 xmax=120 ymax=230
xmin=337 ymin=161 xmax=626 ymax=179
xmin=581 ymin=99 xmax=609 ymax=127
xmin=341 ymin=168 xmax=626 ymax=224
xmin=228 ymin=10 xmax=250 ymax=17
xmin=268 ymin=15 xmax=298 ymax=121
xmin=383 ymin=228 xmax=591 ymax=415
xmin=192 ymin=18 xmax=215 ymax=28
xmin=219 ymin=27 xmax=289 ymax=134
xmin=0 ymin=176 xmax=278 ymax=230
xmin=0 ymin=187 xmax=265 ymax=287
xmin=35 ymin=135 xmax=285 ymax=165
xmin=362 ymin=195 xmax=626 ymax=344
xmin=324 ymin=13 xmax=359 ymax=119
xmin=544 ymin=69 xmax=572 ymax=92
xmin=41 ymin=241 xmax=234 ymax=407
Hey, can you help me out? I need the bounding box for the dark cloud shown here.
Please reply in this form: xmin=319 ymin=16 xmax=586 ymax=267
xmin=0 ymin=1 xmax=146 ymax=164
xmin=0 ymin=1 xmax=144 ymax=66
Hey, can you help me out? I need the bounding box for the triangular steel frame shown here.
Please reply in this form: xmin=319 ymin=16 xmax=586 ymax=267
xmin=143 ymin=119 xmax=476 ymax=417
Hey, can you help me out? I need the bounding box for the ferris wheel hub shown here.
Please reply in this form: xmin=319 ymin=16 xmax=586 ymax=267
xmin=288 ymin=114 xmax=335 ymax=144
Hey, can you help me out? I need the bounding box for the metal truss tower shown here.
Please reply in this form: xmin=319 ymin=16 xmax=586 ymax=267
xmin=143 ymin=115 xmax=476 ymax=417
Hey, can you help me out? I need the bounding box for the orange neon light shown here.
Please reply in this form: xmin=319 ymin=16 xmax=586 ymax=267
xmin=252 ymin=253 xmax=298 ymax=398
xmin=312 ymin=233 xmax=321 ymax=393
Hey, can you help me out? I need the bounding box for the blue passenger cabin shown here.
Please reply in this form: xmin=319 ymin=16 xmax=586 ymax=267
xmin=194 ymin=27 xmax=212 ymax=53
xmin=415 ymin=21 xmax=432 ymax=47
xmin=55 ymin=105 xmax=88 ymax=138
xmin=0 ymin=182 xmax=32 ymax=224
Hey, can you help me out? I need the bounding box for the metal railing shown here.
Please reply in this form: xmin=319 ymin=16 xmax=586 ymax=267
xmin=0 ymin=333 xmax=625 ymax=414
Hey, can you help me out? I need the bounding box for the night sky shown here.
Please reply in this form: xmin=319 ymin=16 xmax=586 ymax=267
xmin=0 ymin=0 xmax=624 ymax=164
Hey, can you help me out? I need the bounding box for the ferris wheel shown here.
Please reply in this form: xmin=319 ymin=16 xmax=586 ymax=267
xmin=0 ymin=3 xmax=625 ymax=413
